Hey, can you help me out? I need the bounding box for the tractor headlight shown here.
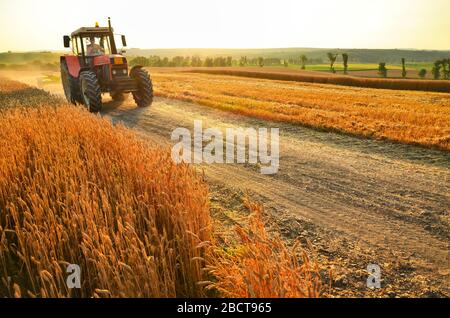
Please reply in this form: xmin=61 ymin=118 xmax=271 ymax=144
xmin=112 ymin=69 xmax=117 ymax=75
xmin=122 ymin=69 xmax=127 ymax=75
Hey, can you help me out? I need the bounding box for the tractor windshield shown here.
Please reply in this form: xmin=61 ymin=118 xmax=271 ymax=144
xmin=81 ymin=35 xmax=112 ymax=56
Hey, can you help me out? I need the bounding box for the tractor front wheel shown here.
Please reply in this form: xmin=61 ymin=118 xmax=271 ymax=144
xmin=79 ymin=71 xmax=102 ymax=113
xmin=130 ymin=68 xmax=153 ymax=107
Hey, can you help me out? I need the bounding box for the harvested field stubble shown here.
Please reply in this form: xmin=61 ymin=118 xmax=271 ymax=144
xmin=185 ymin=68 xmax=450 ymax=93
xmin=0 ymin=80 xmax=61 ymax=109
xmin=152 ymin=72 xmax=450 ymax=150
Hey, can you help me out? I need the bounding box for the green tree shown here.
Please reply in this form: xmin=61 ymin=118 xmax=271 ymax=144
xmin=204 ymin=57 xmax=214 ymax=67
xmin=327 ymin=52 xmax=338 ymax=73
xmin=148 ymin=55 xmax=162 ymax=67
xmin=342 ymin=53 xmax=349 ymax=74
xmin=432 ymin=60 xmax=441 ymax=80
xmin=226 ymin=56 xmax=233 ymax=67
xmin=378 ymin=62 xmax=388 ymax=78
xmin=239 ymin=56 xmax=248 ymax=67
xmin=183 ymin=56 xmax=191 ymax=67
xmin=300 ymin=55 xmax=307 ymax=70
xmin=442 ymin=59 xmax=450 ymax=80
xmin=161 ymin=57 xmax=169 ymax=67
xmin=172 ymin=56 xmax=185 ymax=67
xmin=191 ymin=56 xmax=203 ymax=67
xmin=283 ymin=59 xmax=288 ymax=67
xmin=418 ymin=69 xmax=427 ymax=79
xmin=130 ymin=56 xmax=150 ymax=67
xmin=257 ymin=57 xmax=264 ymax=67
xmin=401 ymin=58 xmax=407 ymax=78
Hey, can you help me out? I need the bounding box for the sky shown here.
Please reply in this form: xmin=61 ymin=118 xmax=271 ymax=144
xmin=0 ymin=0 xmax=449 ymax=52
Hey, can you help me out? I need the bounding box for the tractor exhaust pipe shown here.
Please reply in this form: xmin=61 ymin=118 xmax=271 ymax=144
xmin=108 ymin=17 xmax=112 ymax=32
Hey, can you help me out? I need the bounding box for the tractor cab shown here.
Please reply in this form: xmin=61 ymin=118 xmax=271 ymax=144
xmin=64 ymin=23 xmax=127 ymax=57
xmin=68 ymin=28 xmax=114 ymax=57
xmin=60 ymin=18 xmax=153 ymax=112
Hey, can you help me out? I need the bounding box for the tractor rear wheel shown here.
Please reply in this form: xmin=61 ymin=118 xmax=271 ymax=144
xmin=79 ymin=71 xmax=102 ymax=113
xmin=60 ymin=61 xmax=82 ymax=104
xmin=130 ymin=68 xmax=153 ymax=107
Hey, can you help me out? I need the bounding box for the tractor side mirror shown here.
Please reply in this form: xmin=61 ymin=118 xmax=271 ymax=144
xmin=121 ymin=35 xmax=127 ymax=47
xmin=63 ymin=36 xmax=71 ymax=48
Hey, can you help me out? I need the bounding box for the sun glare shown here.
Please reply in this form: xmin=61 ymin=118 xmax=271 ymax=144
xmin=0 ymin=0 xmax=449 ymax=51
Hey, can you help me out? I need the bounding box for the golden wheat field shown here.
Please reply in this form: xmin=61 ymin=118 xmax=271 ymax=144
xmin=208 ymin=199 xmax=322 ymax=298
xmin=151 ymin=71 xmax=450 ymax=150
xmin=0 ymin=79 xmax=321 ymax=298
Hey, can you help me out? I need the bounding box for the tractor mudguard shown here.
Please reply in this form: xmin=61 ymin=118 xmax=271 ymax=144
xmin=130 ymin=65 xmax=144 ymax=74
xmin=62 ymin=56 xmax=81 ymax=78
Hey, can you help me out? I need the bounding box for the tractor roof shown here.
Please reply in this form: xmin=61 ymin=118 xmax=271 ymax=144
xmin=71 ymin=27 xmax=114 ymax=37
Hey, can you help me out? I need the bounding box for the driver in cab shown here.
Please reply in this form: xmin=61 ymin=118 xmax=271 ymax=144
xmin=86 ymin=37 xmax=105 ymax=56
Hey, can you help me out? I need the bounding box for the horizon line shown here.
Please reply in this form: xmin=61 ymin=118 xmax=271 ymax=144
xmin=3 ymin=46 xmax=450 ymax=54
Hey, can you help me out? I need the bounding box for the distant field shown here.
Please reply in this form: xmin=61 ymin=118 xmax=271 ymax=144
xmin=176 ymin=67 xmax=450 ymax=92
xmin=272 ymin=63 xmax=402 ymax=71
xmin=304 ymin=62 xmax=432 ymax=72
xmin=241 ymin=63 xmax=435 ymax=78
xmin=151 ymin=70 xmax=450 ymax=150
xmin=0 ymin=52 xmax=60 ymax=71
xmin=0 ymin=51 xmax=60 ymax=64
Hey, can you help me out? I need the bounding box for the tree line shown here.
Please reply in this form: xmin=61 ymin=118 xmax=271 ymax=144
xmin=130 ymin=55 xmax=233 ymax=67
xmin=376 ymin=58 xmax=450 ymax=79
xmin=325 ymin=52 xmax=450 ymax=80
xmin=431 ymin=59 xmax=450 ymax=80
xmin=130 ymin=54 xmax=450 ymax=80
xmin=130 ymin=55 xmax=323 ymax=68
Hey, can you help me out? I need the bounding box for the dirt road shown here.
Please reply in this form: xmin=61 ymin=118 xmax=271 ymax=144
xmin=4 ymin=71 xmax=449 ymax=297
xmin=101 ymin=94 xmax=450 ymax=298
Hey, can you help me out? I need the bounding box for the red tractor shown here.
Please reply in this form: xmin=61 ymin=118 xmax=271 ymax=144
xmin=60 ymin=18 xmax=153 ymax=112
